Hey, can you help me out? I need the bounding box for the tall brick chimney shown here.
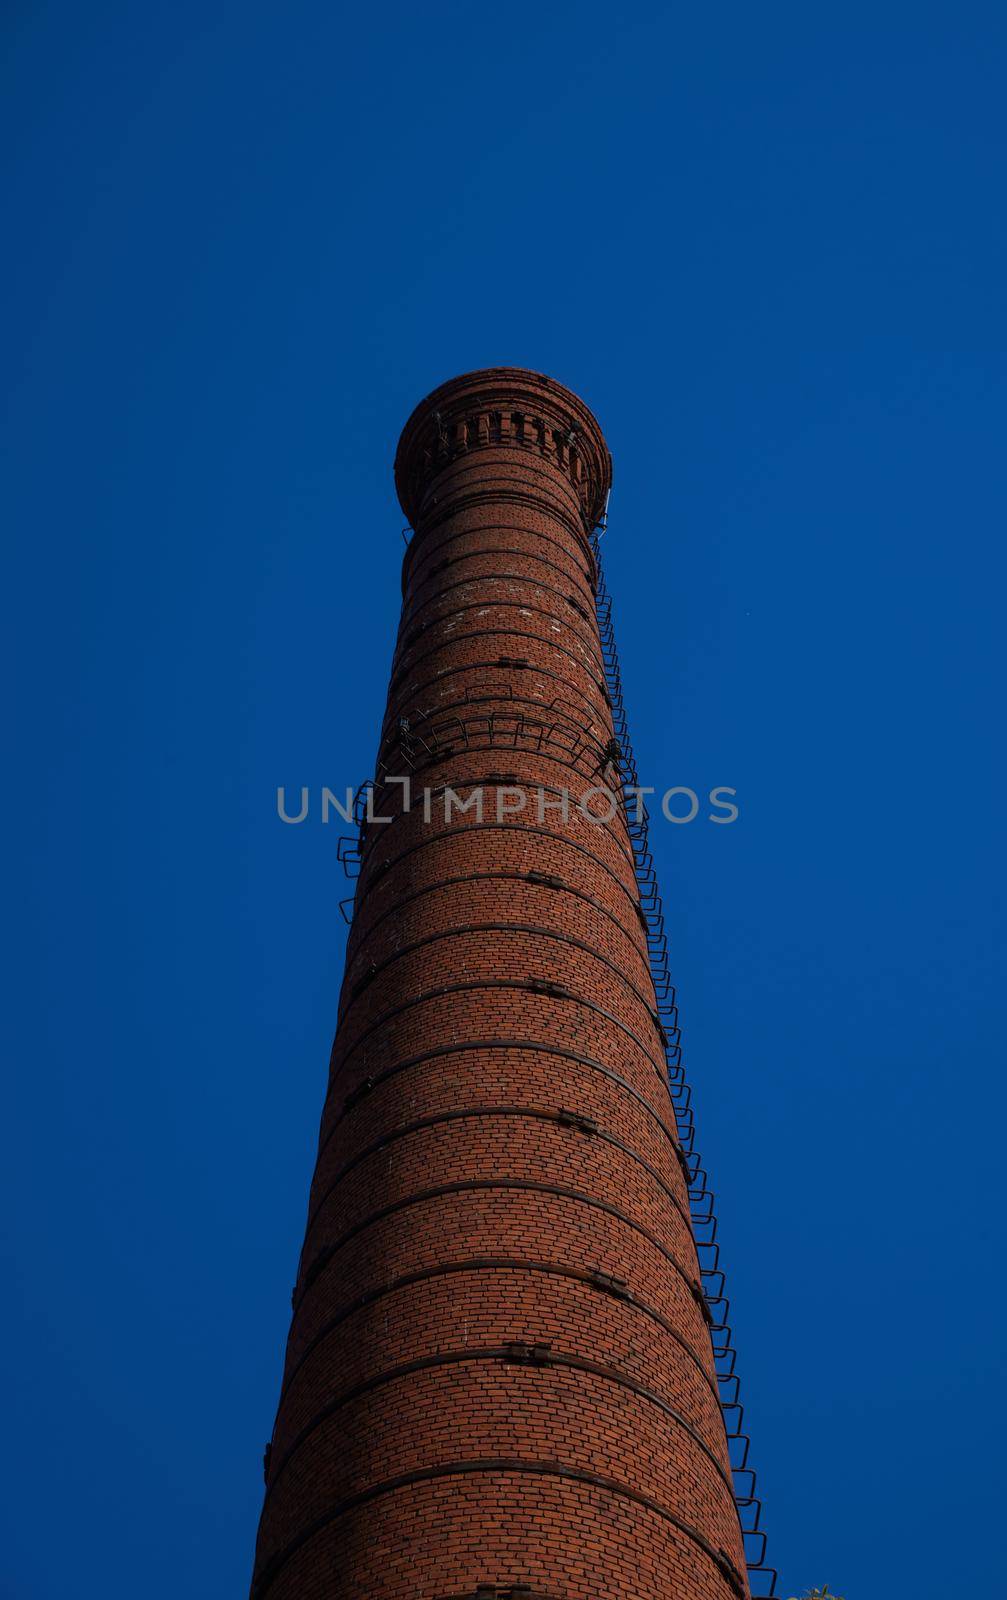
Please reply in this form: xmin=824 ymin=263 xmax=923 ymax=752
xmin=250 ymin=368 xmax=752 ymax=1600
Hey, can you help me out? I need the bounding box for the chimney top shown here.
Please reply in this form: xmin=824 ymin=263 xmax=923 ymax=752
xmin=394 ymin=365 xmax=612 ymax=533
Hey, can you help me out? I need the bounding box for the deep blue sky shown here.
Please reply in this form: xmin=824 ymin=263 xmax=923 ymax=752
xmin=3 ymin=4 xmax=1005 ymax=1596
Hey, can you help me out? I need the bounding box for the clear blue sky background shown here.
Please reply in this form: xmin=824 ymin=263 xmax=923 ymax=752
xmin=3 ymin=4 xmax=1005 ymax=1596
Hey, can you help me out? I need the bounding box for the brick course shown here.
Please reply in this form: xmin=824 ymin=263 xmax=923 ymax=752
xmin=250 ymin=368 xmax=749 ymax=1600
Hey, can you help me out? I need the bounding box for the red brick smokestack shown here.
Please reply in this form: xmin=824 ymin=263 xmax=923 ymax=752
xmin=250 ymin=368 xmax=750 ymax=1600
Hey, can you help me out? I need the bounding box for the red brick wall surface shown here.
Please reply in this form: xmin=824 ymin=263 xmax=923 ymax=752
xmin=250 ymin=369 xmax=749 ymax=1600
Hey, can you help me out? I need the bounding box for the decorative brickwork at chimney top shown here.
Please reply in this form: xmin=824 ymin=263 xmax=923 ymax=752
xmin=250 ymin=368 xmax=751 ymax=1600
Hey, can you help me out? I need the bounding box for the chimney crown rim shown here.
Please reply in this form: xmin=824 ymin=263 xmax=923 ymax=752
xmin=394 ymin=365 xmax=612 ymax=533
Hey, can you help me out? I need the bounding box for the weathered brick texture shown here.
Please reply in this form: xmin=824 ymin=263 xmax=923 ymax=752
xmin=251 ymin=369 xmax=749 ymax=1600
